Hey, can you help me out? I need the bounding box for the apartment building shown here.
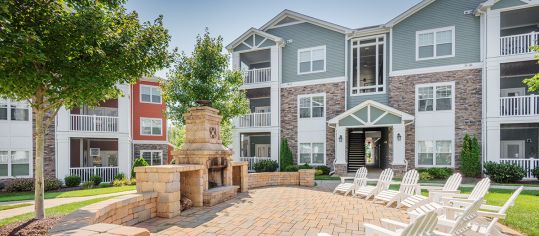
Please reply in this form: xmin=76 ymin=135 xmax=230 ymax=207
xmin=0 ymin=77 xmax=168 ymax=183
xmin=227 ymin=0 xmax=539 ymax=178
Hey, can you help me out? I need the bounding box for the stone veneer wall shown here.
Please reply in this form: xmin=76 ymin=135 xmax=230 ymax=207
xmin=32 ymin=111 xmax=56 ymax=179
xmin=388 ymin=69 xmax=482 ymax=170
xmin=248 ymin=169 xmax=315 ymax=189
xmin=133 ymin=143 xmax=169 ymax=163
xmin=280 ymin=82 xmax=346 ymax=166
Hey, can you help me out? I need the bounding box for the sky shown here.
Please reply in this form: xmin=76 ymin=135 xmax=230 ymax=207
xmin=124 ymin=0 xmax=421 ymax=78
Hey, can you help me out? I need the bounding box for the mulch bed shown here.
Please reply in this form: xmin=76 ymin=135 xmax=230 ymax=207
xmin=0 ymin=216 xmax=63 ymax=236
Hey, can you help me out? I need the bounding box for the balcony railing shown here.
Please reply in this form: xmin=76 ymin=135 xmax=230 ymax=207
xmin=69 ymin=166 xmax=119 ymax=183
xmin=500 ymin=32 xmax=539 ymax=56
xmin=499 ymin=95 xmax=539 ymax=117
xmin=240 ymin=157 xmax=271 ymax=172
xmin=234 ymin=112 xmax=271 ymax=128
xmin=243 ymin=68 xmax=271 ymax=84
xmin=500 ymin=158 xmax=539 ymax=179
xmin=70 ymin=114 xmax=119 ymax=132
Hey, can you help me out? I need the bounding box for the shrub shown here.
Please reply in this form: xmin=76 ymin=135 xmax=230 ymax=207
xmin=4 ymin=178 xmax=34 ymax=192
xmin=114 ymin=173 xmax=127 ymax=181
xmin=82 ymin=181 xmax=95 ymax=189
xmin=132 ymin=157 xmax=149 ymax=178
xmin=253 ymin=160 xmax=279 ymax=172
xmin=533 ymin=167 xmax=539 ymax=179
xmin=460 ymin=134 xmax=481 ymax=177
xmin=419 ymin=172 xmax=434 ymax=181
xmin=64 ymin=176 xmax=81 ymax=187
xmin=298 ymin=163 xmax=312 ymax=170
xmin=484 ymin=161 xmax=526 ymax=183
xmin=99 ymin=182 xmax=112 ymax=188
xmin=280 ymin=138 xmax=294 ymax=170
xmin=282 ymin=165 xmax=299 ymax=172
xmin=315 ymin=166 xmax=330 ymax=175
xmin=129 ymin=178 xmax=136 ymax=186
xmin=90 ymin=175 xmax=102 ymax=186
xmin=314 ymin=169 xmax=323 ymax=176
xmin=427 ymin=168 xmax=454 ymax=179
xmin=112 ymin=179 xmax=128 ymax=187
xmin=45 ymin=178 xmax=62 ymax=191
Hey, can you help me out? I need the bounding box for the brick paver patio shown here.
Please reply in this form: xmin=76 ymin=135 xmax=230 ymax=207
xmin=135 ymin=185 xmax=408 ymax=235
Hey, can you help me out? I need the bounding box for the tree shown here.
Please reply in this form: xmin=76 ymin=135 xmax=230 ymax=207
xmin=162 ymin=29 xmax=249 ymax=134
xmin=168 ymin=125 xmax=186 ymax=148
xmin=280 ymin=138 xmax=293 ymax=170
xmin=460 ymin=134 xmax=481 ymax=177
xmin=0 ymin=0 xmax=173 ymax=219
xmin=524 ymin=45 xmax=539 ymax=91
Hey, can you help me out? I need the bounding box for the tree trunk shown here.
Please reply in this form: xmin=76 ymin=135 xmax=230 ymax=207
xmin=34 ymin=107 xmax=45 ymax=219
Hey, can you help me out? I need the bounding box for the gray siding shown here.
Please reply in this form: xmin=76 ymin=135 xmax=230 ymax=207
xmin=266 ymin=22 xmax=345 ymax=83
xmin=492 ymin=0 xmax=527 ymax=10
xmin=392 ymin=0 xmax=483 ymax=71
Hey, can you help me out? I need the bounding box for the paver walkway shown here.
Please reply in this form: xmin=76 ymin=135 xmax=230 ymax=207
xmin=0 ymin=190 xmax=136 ymax=220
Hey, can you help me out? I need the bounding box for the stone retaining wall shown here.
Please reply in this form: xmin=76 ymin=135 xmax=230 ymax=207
xmin=248 ymin=169 xmax=315 ymax=189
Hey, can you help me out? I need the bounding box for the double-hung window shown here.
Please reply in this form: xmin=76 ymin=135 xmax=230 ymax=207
xmin=417 ymin=140 xmax=452 ymax=166
xmin=416 ymin=26 xmax=455 ymax=60
xmin=141 ymin=118 xmax=162 ymax=135
xmin=0 ymin=102 xmax=7 ymax=120
xmin=0 ymin=150 xmax=31 ymax=178
xmin=299 ymin=143 xmax=324 ymax=165
xmin=140 ymin=150 xmax=163 ymax=166
xmin=140 ymin=85 xmax=162 ymax=104
xmin=299 ymin=95 xmax=325 ymax=118
xmin=0 ymin=100 xmax=30 ymax=121
xmin=298 ymin=46 xmax=326 ymax=74
xmin=417 ymin=84 xmax=453 ymax=112
xmin=351 ymin=36 xmax=386 ymax=95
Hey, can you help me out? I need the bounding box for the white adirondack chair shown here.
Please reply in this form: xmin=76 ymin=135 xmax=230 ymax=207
xmin=373 ymin=169 xmax=420 ymax=207
xmin=432 ymin=198 xmax=484 ymax=236
xmin=333 ymin=167 xmax=367 ymax=196
xmin=398 ymin=173 xmax=462 ymax=209
xmin=469 ymin=186 xmax=523 ymax=236
xmin=364 ymin=210 xmax=438 ymax=236
xmin=354 ymin=168 xmax=394 ymax=200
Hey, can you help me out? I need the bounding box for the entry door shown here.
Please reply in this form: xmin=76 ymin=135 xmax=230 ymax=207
xmin=501 ymin=140 xmax=525 ymax=159
xmin=255 ymin=144 xmax=270 ymax=157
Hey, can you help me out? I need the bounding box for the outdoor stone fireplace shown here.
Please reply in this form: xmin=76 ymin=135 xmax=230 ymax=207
xmin=173 ymin=106 xmax=239 ymax=206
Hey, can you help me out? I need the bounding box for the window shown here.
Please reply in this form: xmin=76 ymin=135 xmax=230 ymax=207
xmin=141 ymin=118 xmax=162 ymax=135
xmin=417 ymin=84 xmax=453 ymax=112
xmin=140 ymin=85 xmax=162 ymax=103
xmin=299 ymin=143 xmax=324 ymax=165
xmin=416 ymin=26 xmax=455 ymax=60
xmin=140 ymin=150 xmax=163 ymax=165
xmin=299 ymin=95 xmax=325 ymax=118
xmin=351 ymin=36 xmax=385 ymax=95
xmin=0 ymin=102 xmax=7 ymax=120
xmin=0 ymin=150 xmax=30 ymax=177
xmin=298 ymin=46 xmax=326 ymax=74
xmin=417 ymin=140 xmax=452 ymax=166
xmin=0 ymin=100 xmax=30 ymax=121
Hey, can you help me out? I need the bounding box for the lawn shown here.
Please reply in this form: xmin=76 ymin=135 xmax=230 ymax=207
xmin=315 ymin=175 xmax=341 ymax=180
xmin=0 ymin=196 xmax=117 ymax=226
xmin=0 ymin=185 xmax=135 ymax=202
xmin=0 ymin=203 xmax=33 ymax=211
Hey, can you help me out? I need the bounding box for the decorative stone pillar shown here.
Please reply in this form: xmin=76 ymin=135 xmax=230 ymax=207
xmin=135 ymin=166 xmax=181 ymax=218
xmin=299 ymin=169 xmax=315 ymax=187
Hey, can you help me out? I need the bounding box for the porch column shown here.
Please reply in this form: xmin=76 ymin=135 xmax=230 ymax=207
xmin=118 ymin=137 xmax=131 ymax=177
xmin=335 ymin=126 xmax=346 ymax=164
xmin=271 ymin=128 xmax=279 ymax=162
xmin=56 ymin=135 xmax=70 ymax=179
xmin=485 ymin=121 xmax=501 ymax=163
xmin=117 ymin=84 xmax=130 ymax=134
xmin=485 ymin=10 xmax=501 ymax=59
xmin=231 ymin=130 xmax=241 ymax=161
xmin=392 ymin=124 xmax=406 ymax=165
xmin=270 ymin=46 xmax=279 ymax=126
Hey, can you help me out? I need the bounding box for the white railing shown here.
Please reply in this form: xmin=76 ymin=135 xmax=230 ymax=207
xmin=234 ymin=112 xmax=271 ymax=128
xmin=70 ymin=114 xmax=119 ymax=132
xmin=240 ymin=157 xmax=271 ymax=172
xmin=69 ymin=166 xmax=119 ymax=183
xmin=500 ymin=158 xmax=539 ymax=179
xmin=500 ymin=32 xmax=539 ymax=56
xmin=243 ymin=68 xmax=271 ymax=84
xmin=499 ymin=95 xmax=539 ymax=116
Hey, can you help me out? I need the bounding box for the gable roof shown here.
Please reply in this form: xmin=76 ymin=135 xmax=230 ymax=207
xmin=385 ymin=0 xmax=436 ymax=27
xmin=328 ymin=100 xmax=414 ymax=126
xmin=260 ymin=9 xmax=352 ymax=34
xmin=225 ymin=27 xmax=284 ymax=51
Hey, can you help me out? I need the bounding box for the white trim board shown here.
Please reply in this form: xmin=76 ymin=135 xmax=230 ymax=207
xmin=390 ymin=62 xmax=482 ymax=77
xmin=132 ymin=140 xmax=169 ymax=145
xmin=260 ymin=9 xmax=351 ymax=34
xmin=281 ymin=76 xmax=345 ymax=88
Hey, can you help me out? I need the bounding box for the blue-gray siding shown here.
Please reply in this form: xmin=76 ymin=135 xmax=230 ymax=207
xmin=492 ymin=0 xmax=527 ymax=10
xmin=266 ymin=22 xmax=345 ymax=83
xmin=391 ymin=0 xmax=483 ymax=71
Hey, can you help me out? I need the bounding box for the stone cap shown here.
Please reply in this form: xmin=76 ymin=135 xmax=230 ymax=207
xmin=134 ymin=164 xmax=205 ymax=173
xmin=231 ymin=161 xmax=248 ymax=166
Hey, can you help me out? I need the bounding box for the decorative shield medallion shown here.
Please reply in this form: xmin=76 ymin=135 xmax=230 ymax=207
xmin=209 ymin=127 xmax=217 ymax=139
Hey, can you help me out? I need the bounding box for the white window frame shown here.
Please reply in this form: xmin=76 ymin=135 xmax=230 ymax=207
xmin=0 ymin=99 xmax=30 ymax=122
xmin=140 ymin=118 xmax=163 ymax=136
xmin=415 ymin=26 xmax=455 ymax=61
xmin=350 ymin=35 xmax=387 ymax=96
xmin=297 ymin=93 xmax=326 ymax=119
xmin=297 ymin=45 xmax=326 ymax=75
xmin=415 ymin=82 xmax=455 ymax=113
xmin=415 ymin=140 xmax=454 ymax=168
xmin=140 ymin=85 xmax=162 ymax=104
xmin=0 ymin=150 xmax=32 ymax=179
xmin=140 ymin=150 xmax=163 ymax=165
xmin=298 ymin=142 xmax=326 ymax=166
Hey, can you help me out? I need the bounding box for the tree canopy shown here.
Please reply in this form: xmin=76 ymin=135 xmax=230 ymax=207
xmin=524 ymin=45 xmax=539 ymax=92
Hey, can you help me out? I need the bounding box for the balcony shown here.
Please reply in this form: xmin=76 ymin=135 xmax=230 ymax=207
xmin=234 ymin=112 xmax=271 ymax=128
xmin=243 ymin=68 xmax=271 ymax=85
xmin=70 ymin=114 xmax=119 ymax=132
xmin=500 ymin=32 xmax=539 ymax=56
xmin=500 ymin=95 xmax=539 ymax=117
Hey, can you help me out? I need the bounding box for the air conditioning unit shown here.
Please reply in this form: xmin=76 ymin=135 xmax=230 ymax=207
xmin=90 ymin=148 xmax=100 ymax=156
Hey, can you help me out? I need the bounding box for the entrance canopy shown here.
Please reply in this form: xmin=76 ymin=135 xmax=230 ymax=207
xmin=328 ymin=100 xmax=414 ymax=127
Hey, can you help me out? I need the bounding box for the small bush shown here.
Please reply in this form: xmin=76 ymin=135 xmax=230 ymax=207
xmin=253 ymin=160 xmax=279 ymax=172
xmin=533 ymin=167 xmax=539 ymax=179
xmin=129 ymin=178 xmax=136 ymax=185
xmin=4 ymin=178 xmax=34 ymax=192
xmin=64 ymin=176 xmax=81 ymax=187
xmin=419 ymin=172 xmax=434 ymax=180
xmin=45 ymin=178 xmax=62 ymax=191
xmin=280 ymin=138 xmax=294 ymax=170
xmin=99 ymin=182 xmax=112 ymax=188
xmin=90 ymin=175 xmax=102 ymax=186
xmin=298 ymin=163 xmax=312 ymax=170
xmin=315 ymin=166 xmax=330 ymax=175
xmin=282 ymin=165 xmax=299 ymax=172
xmin=114 ymin=173 xmax=127 ymax=181
xmin=314 ymin=169 xmax=324 ymax=176
xmin=427 ymin=168 xmax=454 ymax=179
xmin=460 ymin=134 xmax=481 ymax=177
xmin=82 ymin=181 xmax=95 ymax=189
xmin=112 ymin=178 xmax=128 ymax=187
xmin=484 ymin=161 xmax=526 ymax=183
xmin=132 ymin=157 xmax=149 ymax=178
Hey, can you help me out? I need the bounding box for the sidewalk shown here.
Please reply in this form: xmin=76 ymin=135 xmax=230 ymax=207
xmin=0 ymin=190 xmax=136 ymax=220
